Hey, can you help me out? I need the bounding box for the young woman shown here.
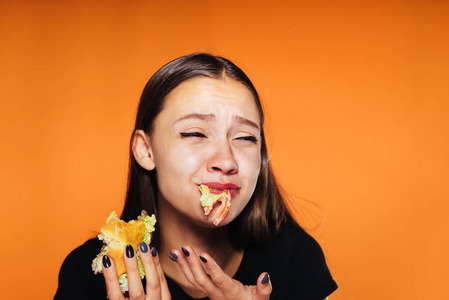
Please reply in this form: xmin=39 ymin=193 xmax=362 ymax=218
xmin=55 ymin=53 xmax=337 ymax=300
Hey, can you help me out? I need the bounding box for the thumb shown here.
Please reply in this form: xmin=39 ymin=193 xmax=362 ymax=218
xmin=255 ymin=272 xmax=272 ymax=299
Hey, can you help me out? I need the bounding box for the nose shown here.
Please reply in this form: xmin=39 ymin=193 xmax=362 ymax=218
xmin=207 ymin=141 xmax=239 ymax=175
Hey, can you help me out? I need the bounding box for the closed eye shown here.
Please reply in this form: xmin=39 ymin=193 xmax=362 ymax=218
xmin=180 ymin=132 xmax=206 ymax=138
xmin=236 ymin=136 xmax=258 ymax=143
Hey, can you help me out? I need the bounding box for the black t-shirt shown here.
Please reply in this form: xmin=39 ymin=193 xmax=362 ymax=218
xmin=54 ymin=224 xmax=337 ymax=300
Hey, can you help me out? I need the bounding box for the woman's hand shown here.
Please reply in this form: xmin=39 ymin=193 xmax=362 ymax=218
xmin=169 ymin=246 xmax=272 ymax=300
xmin=102 ymin=242 xmax=171 ymax=300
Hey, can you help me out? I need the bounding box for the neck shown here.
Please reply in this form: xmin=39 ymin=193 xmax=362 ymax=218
xmin=157 ymin=200 xmax=237 ymax=262
xmin=156 ymin=198 xmax=243 ymax=297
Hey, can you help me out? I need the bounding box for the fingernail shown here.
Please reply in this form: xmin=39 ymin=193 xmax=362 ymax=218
xmin=199 ymin=255 xmax=207 ymax=263
xmin=151 ymin=247 xmax=158 ymax=257
xmin=262 ymin=273 xmax=270 ymax=285
xmin=181 ymin=247 xmax=190 ymax=257
xmin=139 ymin=242 xmax=148 ymax=253
xmin=126 ymin=244 xmax=134 ymax=258
xmin=169 ymin=252 xmax=178 ymax=262
xmin=102 ymin=255 xmax=111 ymax=268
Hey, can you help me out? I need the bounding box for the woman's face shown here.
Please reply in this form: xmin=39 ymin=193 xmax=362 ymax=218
xmin=147 ymin=76 xmax=262 ymax=227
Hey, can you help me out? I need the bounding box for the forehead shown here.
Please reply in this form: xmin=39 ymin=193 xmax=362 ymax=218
xmin=161 ymin=76 xmax=261 ymax=122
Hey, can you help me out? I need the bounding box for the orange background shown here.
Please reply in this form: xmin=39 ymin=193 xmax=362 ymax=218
xmin=1 ymin=1 xmax=448 ymax=299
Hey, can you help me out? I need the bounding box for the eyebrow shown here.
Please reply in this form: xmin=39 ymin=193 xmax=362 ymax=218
xmin=174 ymin=113 xmax=260 ymax=131
xmin=233 ymin=115 xmax=260 ymax=130
xmin=174 ymin=113 xmax=215 ymax=124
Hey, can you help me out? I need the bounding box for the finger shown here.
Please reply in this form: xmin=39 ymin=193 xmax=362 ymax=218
xmin=152 ymin=247 xmax=171 ymax=300
xmin=138 ymin=242 xmax=161 ymax=299
xmin=182 ymin=249 xmax=223 ymax=298
xmin=124 ymin=244 xmax=145 ymax=299
xmin=170 ymin=247 xmax=199 ymax=290
xmin=198 ymin=253 xmax=235 ymax=288
xmin=255 ymin=272 xmax=272 ymax=299
xmin=197 ymin=252 xmax=239 ymax=297
xmin=102 ymin=255 xmax=125 ymax=300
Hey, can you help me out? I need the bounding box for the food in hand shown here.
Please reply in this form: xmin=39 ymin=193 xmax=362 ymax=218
xmin=92 ymin=210 xmax=157 ymax=293
xmin=199 ymin=184 xmax=231 ymax=226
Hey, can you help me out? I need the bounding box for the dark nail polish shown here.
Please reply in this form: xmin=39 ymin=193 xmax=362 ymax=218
xmin=139 ymin=242 xmax=148 ymax=253
xmin=169 ymin=252 xmax=178 ymax=262
xmin=262 ymin=273 xmax=270 ymax=285
xmin=151 ymin=247 xmax=158 ymax=257
xmin=181 ymin=247 xmax=190 ymax=257
xmin=126 ymin=244 xmax=134 ymax=258
xmin=102 ymin=255 xmax=111 ymax=268
xmin=199 ymin=255 xmax=207 ymax=263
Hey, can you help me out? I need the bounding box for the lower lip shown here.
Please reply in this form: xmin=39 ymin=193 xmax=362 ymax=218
xmin=210 ymin=188 xmax=239 ymax=199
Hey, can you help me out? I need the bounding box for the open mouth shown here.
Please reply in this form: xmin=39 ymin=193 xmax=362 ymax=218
xmin=198 ymin=183 xmax=238 ymax=226
xmin=210 ymin=188 xmax=239 ymax=198
xmin=201 ymin=182 xmax=240 ymax=198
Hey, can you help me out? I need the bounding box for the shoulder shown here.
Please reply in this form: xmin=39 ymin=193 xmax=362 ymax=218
xmin=271 ymin=223 xmax=316 ymax=246
xmin=54 ymin=238 xmax=106 ymax=300
xmin=58 ymin=238 xmax=103 ymax=276
xmin=267 ymin=224 xmax=338 ymax=299
xmin=265 ymin=224 xmax=330 ymax=273
xmin=272 ymin=224 xmax=326 ymax=259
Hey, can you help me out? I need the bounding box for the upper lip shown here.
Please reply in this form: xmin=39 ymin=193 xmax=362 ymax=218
xmin=201 ymin=182 xmax=240 ymax=190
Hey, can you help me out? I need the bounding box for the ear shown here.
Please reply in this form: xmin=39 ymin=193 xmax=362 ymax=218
xmin=132 ymin=129 xmax=156 ymax=171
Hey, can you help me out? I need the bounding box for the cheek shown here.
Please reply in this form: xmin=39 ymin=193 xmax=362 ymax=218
xmin=237 ymin=151 xmax=261 ymax=181
xmin=153 ymin=146 xmax=204 ymax=184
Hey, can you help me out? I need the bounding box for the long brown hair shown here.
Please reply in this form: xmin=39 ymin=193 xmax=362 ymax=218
xmin=121 ymin=53 xmax=295 ymax=248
